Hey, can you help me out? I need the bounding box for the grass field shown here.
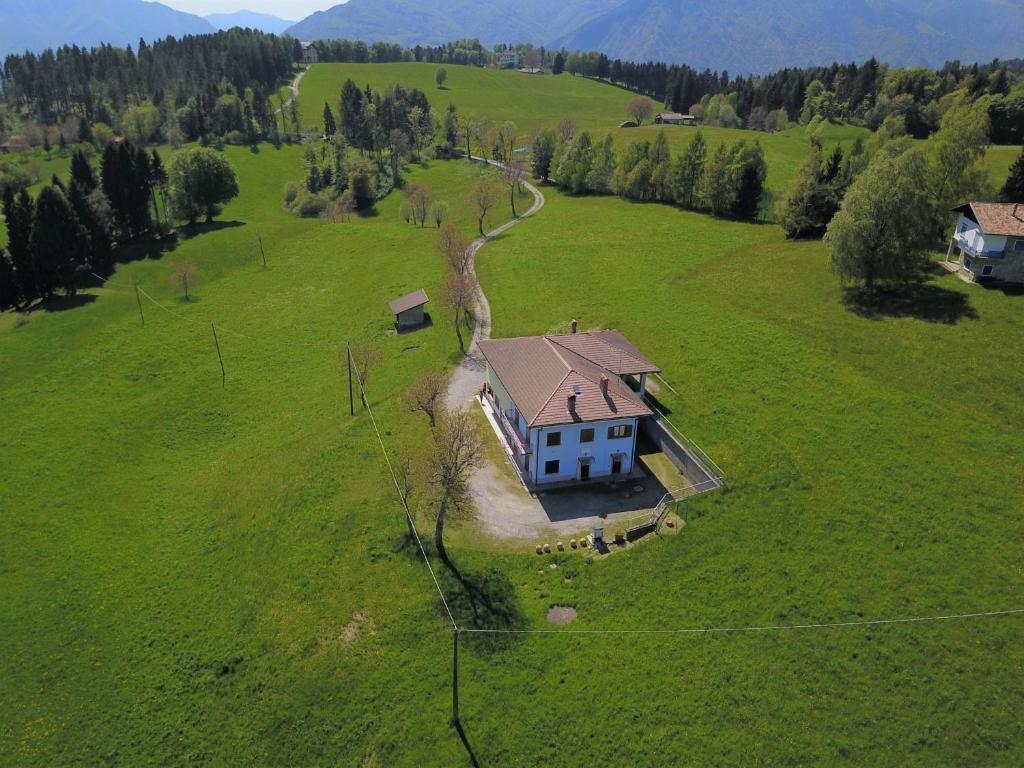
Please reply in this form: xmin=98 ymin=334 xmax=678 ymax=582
xmin=0 ymin=148 xmax=533 ymax=766
xmin=3 ymin=68 xmax=1024 ymax=766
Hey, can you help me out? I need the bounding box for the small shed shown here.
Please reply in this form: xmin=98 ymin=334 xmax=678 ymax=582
xmin=389 ymin=289 xmax=429 ymax=330
xmin=0 ymin=135 xmax=30 ymax=154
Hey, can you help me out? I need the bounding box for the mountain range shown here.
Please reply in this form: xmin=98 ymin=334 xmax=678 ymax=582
xmin=0 ymin=0 xmax=214 ymax=58
xmin=4 ymin=0 xmax=1024 ymax=74
xmin=287 ymin=0 xmax=1024 ymax=73
xmin=205 ymin=10 xmax=295 ymax=34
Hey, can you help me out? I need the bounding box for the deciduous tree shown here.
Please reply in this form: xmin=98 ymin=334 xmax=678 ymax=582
xmin=440 ymin=272 xmax=477 ymax=351
xmin=425 ymin=409 xmax=482 ymax=567
xmin=626 ymin=95 xmax=655 ymax=125
xmin=168 ymin=147 xmax=239 ymax=224
xmin=469 ymin=179 xmax=500 ymax=236
xmin=402 ymin=370 xmax=446 ymax=426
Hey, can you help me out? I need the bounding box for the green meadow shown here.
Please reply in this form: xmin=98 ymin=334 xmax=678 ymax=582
xmin=2 ymin=65 xmax=1024 ymax=766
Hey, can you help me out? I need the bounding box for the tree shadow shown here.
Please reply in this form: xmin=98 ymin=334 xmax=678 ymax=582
xmin=356 ymin=207 xmax=380 ymax=219
xmin=33 ymin=293 xmax=98 ymax=313
xmin=842 ymin=283 xmax=979 ymax=324
xmin=438 ymin=563 xmax=526 ymax=654
xmin=179 ymin=220 xmax=245 ymax=240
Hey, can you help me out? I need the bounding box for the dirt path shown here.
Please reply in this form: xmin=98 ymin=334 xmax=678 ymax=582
xmin=276 ymin=66 xmax=309 ymax=116
xmin=444 ymin=158 xmax=544 ymax=411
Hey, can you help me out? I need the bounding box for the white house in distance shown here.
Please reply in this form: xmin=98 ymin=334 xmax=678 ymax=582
xmin=478 ymin=328 xmax=660 ymax=487
xmin=299 ymin=42 xmax=318 ymax=64
xmin=945 ymin=202 xmax=1024 ymax=284
xmin=498 ymin=51 xmax=521 ymax=69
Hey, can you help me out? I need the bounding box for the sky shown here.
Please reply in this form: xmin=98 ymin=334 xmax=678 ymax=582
xmin=162 ymin=0 xmax=338 ymax=20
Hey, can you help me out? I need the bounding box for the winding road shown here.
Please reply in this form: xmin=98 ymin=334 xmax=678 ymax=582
xmin=444 ymin=158 xmax=545 ymax=411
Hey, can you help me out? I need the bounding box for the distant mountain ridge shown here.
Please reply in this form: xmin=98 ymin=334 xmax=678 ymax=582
xmin=0 ymin=0 xmax=214 ymax=58
xmin=286 ymin=0 xmax=1024 ymax=73
xmin=205 ymin=10 xmax=296 ymax=35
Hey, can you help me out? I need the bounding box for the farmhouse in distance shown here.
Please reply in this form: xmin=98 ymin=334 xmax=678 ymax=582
xmin=945 ymin=202 xmax=1024 ymax=284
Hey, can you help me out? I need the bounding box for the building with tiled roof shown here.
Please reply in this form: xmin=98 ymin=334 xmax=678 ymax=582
xmin=946 ymin=202 xmax=1024 ymax=284
xmin=478 ymin=327 xmax=658 ymax=486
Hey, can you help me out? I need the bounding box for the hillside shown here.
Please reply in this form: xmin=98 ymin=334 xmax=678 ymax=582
xmin=204 ymin=10 xmax=295 ymax=34
xmin=288 ymin=0 xmax=1024 ymax=72
xmin=0 ymin=0 xmax=214 ymax=58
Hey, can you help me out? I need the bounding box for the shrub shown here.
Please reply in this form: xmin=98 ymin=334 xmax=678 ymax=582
xmin=224 ymin=130 xmax=246 ymax=146
xmin=296 ymin=191 xmax=328 ymax=218
xmin=283 ymin=182 xmax=299 ymax=206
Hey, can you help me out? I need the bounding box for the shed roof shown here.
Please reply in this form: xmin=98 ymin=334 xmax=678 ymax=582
xmin=657 ymin=112 xmax=686 ymax=120
xmin=478 ymin=331 xmax=655 ymax=428
xmin=389 ymin=289 xmax=429 ymax=315
xmin=953 ymin=202 xmax=1024 ymax=237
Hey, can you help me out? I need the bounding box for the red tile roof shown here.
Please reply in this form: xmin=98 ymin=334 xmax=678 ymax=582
xmin=478 ymin=331 xmax=655 ymax=428
xmin=389 ymin=289 xmax=429 ymax=315
xmin=953 ymin=202 xmax=1024 ymax=237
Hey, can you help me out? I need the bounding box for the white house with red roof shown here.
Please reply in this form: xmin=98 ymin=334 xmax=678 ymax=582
xmin=945 ymin=202 xmax=1024 ymax=284
xmin=478 ymin=327 xmax=660 ymax=486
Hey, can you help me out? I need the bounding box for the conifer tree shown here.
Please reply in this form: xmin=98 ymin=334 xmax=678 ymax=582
xmin=1000 ymin=147 xmax=1024 ymax=202
xmin=3 ymin=188 xmax=36 ymax=302
xmin=323 ymin=103 xmax=338 ymax=137
xmin=0 ymin=246 xmax=17 ymax=310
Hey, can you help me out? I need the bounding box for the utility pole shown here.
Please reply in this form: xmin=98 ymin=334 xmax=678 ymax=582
xmin=346 ymin=344 xmax=354 ymax=416
xmin=212 ymin=324 xmax=226 ymax=388
xmin=452 ymin=629 xmax=460 ymax=726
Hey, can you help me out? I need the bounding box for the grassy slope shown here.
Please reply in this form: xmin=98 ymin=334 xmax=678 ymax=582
xmin=0 ymin=148 xmax=526 ymax=766
xmin=470 ymin=184 xmax=1024 ymax=765
xmin=3 ymin=66 xmax=1024 ymax=767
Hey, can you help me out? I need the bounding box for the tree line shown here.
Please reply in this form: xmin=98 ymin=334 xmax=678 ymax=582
xmin=528 ymin=123 xmax=767 ymax=221
xmin=0 ymin=145 xmax=238 ymax=311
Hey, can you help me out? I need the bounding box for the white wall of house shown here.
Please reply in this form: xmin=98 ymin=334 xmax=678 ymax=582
xmin=955 ymin=215 xmax=1007 ymax=256
xmin=530 ymin=417 xmax=639 ymax=485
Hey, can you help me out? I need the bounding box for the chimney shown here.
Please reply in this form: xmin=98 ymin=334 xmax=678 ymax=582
xmin=567 ymin=393 xmax=577 ymax=411
xmin=1014 ymin=203 xmax=1023 ymax=222
xmin=600 ymin=375 xmax=609 ymax=397
xmin=571 ymin=318 xmax=577 ymax=334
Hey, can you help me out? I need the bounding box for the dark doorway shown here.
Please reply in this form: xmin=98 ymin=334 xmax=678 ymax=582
xmin=580 ymin=462 xmax=591 ymax=481
xmin=611 ymin=457 xmax=622 ymax=475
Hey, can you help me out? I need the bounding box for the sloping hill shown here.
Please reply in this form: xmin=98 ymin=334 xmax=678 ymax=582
xmin=0 ymin=0 xmax=213 ymax=57
xmin=287 ymin=0 xmax=1024 ymax=72
xmin=205 ymin=10 xmax=295 ymax=34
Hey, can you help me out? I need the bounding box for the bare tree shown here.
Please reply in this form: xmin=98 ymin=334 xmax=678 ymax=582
xmin=440 ymin=273 xmax=477 ymax=352
xmin=396 ymin=454 xmax=417 ymax=539
xmin=436 ymin=223 xmax=472 ymax=274
xmin=350 ymin=341 xmax=382 ymax=406
xmin=523 ymin=48 xmax=542 ymax=69
xmin=402 ymin=370 xmax=446 ymax=427
xmin=469 ymin=179 xmax=501 ymax=236
xmin=501 ymin=160 xmax=526 ymax=218
xmin=431 ymin=200 xmax=449 ymax=228
xmin=171 ymin=261 xmax=197 ymax=301
xmin=556 ymin=116 xmax=578 ymax=143
xmin=425 ymin=409 xmax=482 ymax=566
xmin=404 ymin=182 xmax=433 ymax=226
xmin=627 ymin=95 xmax=656 ymax=125
xmin=472 ymin=116 xmax=494 ymax=160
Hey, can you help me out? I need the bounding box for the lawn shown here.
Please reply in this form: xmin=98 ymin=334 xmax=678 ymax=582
xmin=3 ymin=79 xmax=1024 ymax=765
xmin=0 ymin=148 xmax=531 ymax=766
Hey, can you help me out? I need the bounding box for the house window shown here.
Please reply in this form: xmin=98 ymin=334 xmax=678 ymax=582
xmin=544 ymin=459 xmax=560 ymax=475
xmin=580 ymin=428 xmax=595 ymax=443
xmin=963 ymin=257 xmax=972 ymax=269
xmin=608 ymin=424 xmax=633 ymax=439
xmin=546 ymin=431 xmax=561 ymax=447
xmin=1014 ymin=240 xmax=1024 ymax=252
xmin=981 ymin=265 xmax=994 ymax=277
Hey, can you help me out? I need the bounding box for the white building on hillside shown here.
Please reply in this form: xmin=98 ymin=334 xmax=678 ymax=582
xmin=478 ymin=329 xmax=660 ymax=487
xmin=498 ymin=51 xmax=521 ymax=69
xmin=945 ymin=202 xmax=1024 ymax=284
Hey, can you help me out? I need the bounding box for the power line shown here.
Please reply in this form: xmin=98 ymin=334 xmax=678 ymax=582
xmin=460 ymin=608 xmax=1024 ymax=636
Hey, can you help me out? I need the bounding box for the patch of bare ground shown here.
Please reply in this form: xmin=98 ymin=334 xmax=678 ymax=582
xmin=317 ymin=611 xmax=376 ymax=655
xmin=547 ymin=605 xmax=577 ymax=625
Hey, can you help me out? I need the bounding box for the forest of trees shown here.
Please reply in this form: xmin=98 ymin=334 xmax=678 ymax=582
xmin=284 ymin=79 xmax=437 ymax=218
xmin=0 ymin=143 xmax=237 ymax=311
xmin=0 ymin=29 xmax=294 ymax=146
